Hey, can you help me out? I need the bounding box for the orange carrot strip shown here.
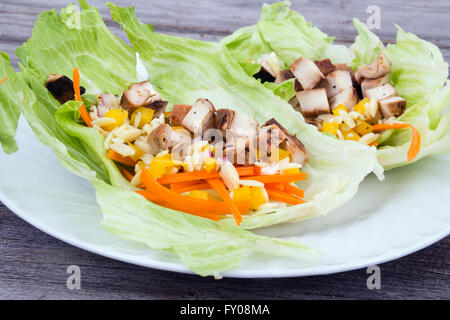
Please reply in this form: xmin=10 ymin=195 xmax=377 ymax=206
xmin=136 ymin=190 xmax=221 ymax=221
xmin=0 ymin=77 xmax=7 ymax=86
xmin=207 ymin=178 xmax=242 ymax=225
xmin=265 ymin=186 xmax=306 ymax=205
xmin=368 ymin=141 xmax=378 ymax=147
xmin=157 ymin=166 xmax=255 ymax=185
xmin=284 ymin=184 xmax=305 ymax=199
xmin=108 ymin=149 xmax=136 ymax=167
xmin=72 ymin=68 xmax=92 ymax=127
xmin=267 ymin=182 xmax=286 ymax=191
xmin=241 ymin=173 xmax=306 ymax=184
xmin=372 ymin=123 xmax=421 ymax=162
xmin=171 ymin=182 xmax=211 ymax=194
xmin=120 ymin=167 xmax=134 ymax=182
xmin=141 ymin=169 xmax=250 ymax=216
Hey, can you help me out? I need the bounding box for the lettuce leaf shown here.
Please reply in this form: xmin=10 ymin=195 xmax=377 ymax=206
xmin=0 ymin=52 xmax=22 ymax=154
xmin=221 ymin=1 xmax=354 ymax=78
xmin=12 ymin=0 xmax=325 ymax=277
xmin=223 ymin=2 xmax=449 ymax=169
xmin=351 ymin=25 xmax=450 ymax=169
xmin=109 ymin=2 xmax=381 ymax=232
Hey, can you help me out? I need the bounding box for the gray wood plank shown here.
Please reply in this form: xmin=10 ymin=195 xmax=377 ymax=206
xmin=0 ymin=0 xmax=449 ymax=300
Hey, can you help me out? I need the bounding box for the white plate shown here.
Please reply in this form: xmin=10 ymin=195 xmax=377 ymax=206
xmin=1 ymin=118 xmax=449 ymax=278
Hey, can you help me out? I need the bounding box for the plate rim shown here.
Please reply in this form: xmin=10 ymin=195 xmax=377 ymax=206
xmin=1 ymin=188 xmax=448 ymax=278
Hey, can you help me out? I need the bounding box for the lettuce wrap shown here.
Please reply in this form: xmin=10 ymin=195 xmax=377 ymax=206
xmin=221 ymin=1 xmax=450 ymax=170
xmin=2 ymin=1 xmax=380 ymax=276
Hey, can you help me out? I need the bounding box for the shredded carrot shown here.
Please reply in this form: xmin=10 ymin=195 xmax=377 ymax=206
xmin=284 ymin=184 xmax=305 ymax=199
xmin=120 ymin=167 xmax=134 ymax=182
xmin=241 ymin=172 xmax=306 ymax=184
xmin=207 ymin=178 xmax=242 ymax=225
xmin=171 ymin=182 xmax=211 ymax=194
xmin=72 ymin=68 xmax=92 ymax=127
xmin=265 ymin=186 xmax=306 ymax=205
xmin=140 ymin=169 xmax=250 ymax=218
xmin=136 ymin=190 xmax=221 ymax=221
xmin=157 ymin=166 xmax=255 ymax=185
xmin=372 ymin=123 xmax=421 ymax=162
xmin=0 ymin=77 xmax=7 ymax=86
xmin=108 ymin=149 xmax=136 ymax=167
xmin=164 ymin=111 xmax=172 ymax=117
xmin=368 ymin=141 xmax=378 ymax=147
xmin=268 ymin=182 xmax=286 ymax=191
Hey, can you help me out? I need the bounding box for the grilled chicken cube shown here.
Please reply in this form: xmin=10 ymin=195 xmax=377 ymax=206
xmin=147 ymin=100 xmax=168 ymax=119
xmin=263 ymin=118 xmax=308 ymax=165
xmin=275 ymin=69 xmax=295 ymax=84
xmin=257 ymin=124 xmax=288 ymax=154
xmin=379 ymin=96 xmax=406 ymax=119
xmin=361 ymin=76 xmax=389 ymax=98
xmin=295 ymin=88 xmax=330 ymax=118
xmin=181 ymin=98 xmax=216 ymax=134
xmin=365 ymin=84 xmax=397 ymax=101
xmin=290 ymin=57 xmax=325 ymax=90
xmin=216 ymin=108 xmax=258 ymax=136
xmin=120 ymin=81 xmax=162 ymax=112
xmin=356 ymin=53 xmax=390 ymax=80
xmin=169 ymin=104 xmax=192 ymax=126
xmin=224 ymin=137 xmax=257 ymax=166
xmin=147 ymin=123 xmax=182 ymax=154
xmin=322 ymin=70 xmax=353 ymax=98
xmin=45 ymin=74 xmax=85 ymax=104
xmin=329 ymin=87 xmax=359 ymax=111
xmin=315 ymin=59 xmax=335 ymax=76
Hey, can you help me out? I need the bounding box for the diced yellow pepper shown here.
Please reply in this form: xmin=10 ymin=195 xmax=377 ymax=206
xmin=103 ymin=109 xmax=128 ymax=131
xmin=270 ymin=147 xmax=290 ymax=163
xmin=342 ymin=129 xmax=360 ymax=141
xmin=321 ymin=122 xmax=339 ymax=136
xmin=202 ymin=144 xmax=215 ymax=153
xmin=332 ymin=104 xmax=347 ymax=116
xmin=283 ymin=168 xmax=300 ymax=175
xmin=353 ymin=98 xmax=370 ymax=115
xmin=232 ymin=186 xmax=251 ymax=202
xmin=148 ymin=153 xmax=180 ymax=178
xmin=354 ymin=120 xmax=373 ymax=136
xmin=189 ymin=190 xmax=211 ymax=200
xmin=203 ymin=157 xmax=217 ymax=172
xmin=136 ymin=161 xmax=146 ymax=170
xmin=128 ymin=143 xmax=145 ymax=162
xmin=130 ymin=107 xmax=155 ymax=128
xmin=251 ymin=187 xmax=268 ymax=210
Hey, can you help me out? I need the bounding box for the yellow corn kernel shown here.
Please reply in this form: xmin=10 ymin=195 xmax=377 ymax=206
xmin=283 ymin=168 xmax=300 ymax=175
xmin=321 ymin=122 xmax=339 ymax=136
xmin=136 ymin=161 xmax=146 ymax=170
xmin=251 ymin=187 xmax=268 ymax=210
xmin=270 ymin=147 xmax=290 ymax=163
xmin=203 ymin=157 xmax=217 ymax=172
xmin=202 ymin=144 xmax=215 ymax=153
xmin=128 ymin=143 xmax=145 ymax=162
xmin=353 ymin=98 xmax=370 ymax=115
xmin=103 ymin=109 xmax=128 ymax=131
xmin=232 ymin=186 xmax=251 ymax=202
xmin=354 ymin=120 xmax=373 ymax=136
xmin=189 ymin=190 xmax=211 ymax=200
xmin=130 ymin=107 xmax=155 ymax=128
xmin=332 ymin=104 xmax=347 ymax=116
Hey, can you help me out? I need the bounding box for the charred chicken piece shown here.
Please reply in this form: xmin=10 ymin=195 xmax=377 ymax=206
xmin=169 ymin=104 xmax=192 ymax=126
xmin=379 ymin=96 xmax=406 ymax=119
xmin=355 ymin=53 xmax=390 ymax=80
xmin=120 ymin=81 xmax=162 ymax=112
xmin=365 ymin=84 xmax=397 ymax=101
xmin=45 ymin=74 xmax=85 ymax=104
xmin=263 ymin=118 xmax=308 ymax=165
xmin=361 ymin=75 xmax=389 ymax=98
xmin=182 ymin=98 xmax=216 ymax=134
xmin=314 ymin=59 xmax=335 ymax=76
xmin=329 ymin=87 xmax=359 ymax=111
xmin=147 ymin=123 xmax=182 ymax=154
xmin=295 ymin=88 xmax=330 ymax=118
xmin=290 ymin=57 xmax=325 ymax=90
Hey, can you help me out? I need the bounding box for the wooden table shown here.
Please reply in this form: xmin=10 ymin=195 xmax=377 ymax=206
xmin=0 ymin=0 xmax=448 ymax=299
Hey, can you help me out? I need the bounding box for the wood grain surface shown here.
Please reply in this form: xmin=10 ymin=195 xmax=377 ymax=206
xmin=0 ymin=0 xmax=449 ymax=299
